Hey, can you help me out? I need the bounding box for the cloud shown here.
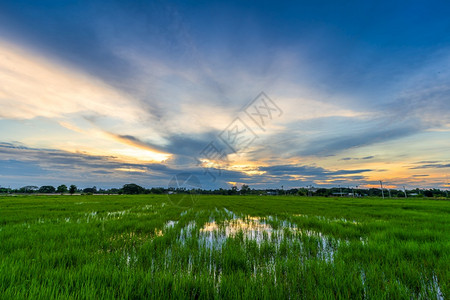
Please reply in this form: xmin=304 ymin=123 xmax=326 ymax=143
xmin=0 ymin=142 xmax=172 ymax=186
xmin=340 ymin=156 xmax=374 ymax=161
xmin=0 ymin=142 xmax=376 ymax=189
xmin=103 ymin=132 xmax=171 ymax=158
xmin=0 ymin=41 xmax=147 ymax=122
xmin=255 ymin=115 xmax=422 ymax=160
xmin=0 ymin=1 xmax=449 ymax=189
xmin=259 ymin=164 xmax=372 ymax=178
xmin=410 ymin=163 xmax=450 ymax=170
xmin=0 ymin=159 xmax=48 ymax=176
xmin=300 ymin=125 xmax=420 ymax=157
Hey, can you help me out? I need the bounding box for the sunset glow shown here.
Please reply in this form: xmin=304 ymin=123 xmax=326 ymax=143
xmin=0 ymin=1 xmax=449 ymax=189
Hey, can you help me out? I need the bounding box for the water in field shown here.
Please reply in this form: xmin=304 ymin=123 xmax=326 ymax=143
xmin=195 ymin=214 xmax=339 ymax=263
xmin=68 ymin=207 xmax=355 ymax=267
xmin=3 ymin=198 xmax=446 ymax=299
xmin=121 ymin=208 xmax=443 ymax=298
xmin=19 ymin=205 xmax=444 ymax=299
xmin=160 ymin=208 xmax=345 ymax=281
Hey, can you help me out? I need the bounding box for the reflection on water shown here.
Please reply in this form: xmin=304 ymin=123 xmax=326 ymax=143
xmin=360 ymin=269 xmax=444 ymax=300
xmin=432 ymin=273 xmax=444 ymax=300
xmin=200 ymin=217 xmax=276 ymax=245
xmin=191 ymin=213 xmax=339 ymax=262
xmin=105 ymin=208 xmax=443 ymax=298
xmin=165 ymin=220 xmax=177 ymax=228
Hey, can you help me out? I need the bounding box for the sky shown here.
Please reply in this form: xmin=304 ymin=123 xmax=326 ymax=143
xmin=0 ymin=0 xmax=449 ymax=190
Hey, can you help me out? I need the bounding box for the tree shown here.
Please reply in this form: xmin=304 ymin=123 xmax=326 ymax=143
xmin=69 ymin=185 xmax=77 ymax=195
xmin=240 ymin=184 xmax=250 ymax=195
xmin=19 ymin=186 xmax=38 ymax=193
xmin=108 ymin=188 xmax=120 ymax=194
xmin=0 ymin=187 xmax=10 ymax=194
xmin=297 ymin=188 xmax=308 ymax=196
xmin=83 ymin=186 xmax=97 ymax=194
xmin=315 ymin=188 xmax=330 ymax=197
xmin=122 ymin=183 xmax=145 ymax=195
xmin=39 ymin=185 xmax=56 ymax=193
xmin=57 ymin=184 xmax=68 ymax=194
xmin=423 ymin=190 xmax=433 ymax=197
xmin=150 ymin=187 xmax=164 ymax=194
xmin=229 ymin=186 xmax=238 ymax=195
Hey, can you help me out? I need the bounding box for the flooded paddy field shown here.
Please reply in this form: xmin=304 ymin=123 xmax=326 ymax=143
xmin=0 ymin=195 xmax=448 ymax=299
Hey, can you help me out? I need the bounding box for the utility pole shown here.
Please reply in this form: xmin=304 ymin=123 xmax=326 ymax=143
xmin=403 ymin=186 xmax=407 ymax=198
xmin=380 ymin=181 xmax=384 ymax=199
xmin=351 ymin=186 xmax=355 ymax=198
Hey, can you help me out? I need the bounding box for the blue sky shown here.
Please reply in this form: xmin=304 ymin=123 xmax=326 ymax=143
xmin=0 ymin=0 xmax=449 ymax=189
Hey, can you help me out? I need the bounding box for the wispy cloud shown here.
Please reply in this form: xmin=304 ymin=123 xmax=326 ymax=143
xmin=410 ymin=163 xmax=450 ymax=170
xmin=0 ymin=41 xmax=144 ymax=122
xmin=0 ymin=1 xmax=449 ymax=189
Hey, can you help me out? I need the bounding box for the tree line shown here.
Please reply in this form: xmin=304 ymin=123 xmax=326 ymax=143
xmin=0 ymin=183 xmax=448 ymax=198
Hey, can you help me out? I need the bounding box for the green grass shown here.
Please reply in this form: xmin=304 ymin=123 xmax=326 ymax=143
xmin=0 ymin=195 xmax=448 ymax=299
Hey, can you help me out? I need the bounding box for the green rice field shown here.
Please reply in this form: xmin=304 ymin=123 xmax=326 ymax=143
xmin=0 ymin=195 xmax=448 ymax=299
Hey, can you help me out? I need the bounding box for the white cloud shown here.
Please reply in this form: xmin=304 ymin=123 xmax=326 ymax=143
xmin=0 ymin=40 xmax=145 ymax=122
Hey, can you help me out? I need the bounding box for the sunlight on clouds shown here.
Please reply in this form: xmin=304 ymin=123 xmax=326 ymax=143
xmin=58 ymin=121 xmax=87 ymax=135
xmin=112 ymin=148 xmax=170 ymax=163
xmin=0 ymin=40 xmax=447 ymax=188
xmin=198 ymin=157 xmax=266 ymax=176
xmin=0 ymin=40 xmax=173 ymax=163
xmin=0 ymin=40 xmax=173 ymax=165
xmin=198 ymin=159 xmax=221 ymax=170
xmin=361 ymin=183 xmax=398 ymax=189
xmin=111 ymin=47 xmax=240 ymax=135
xmin=425 ymin=124 xmax=450 ymax=132
xmin=277 ymin=96 xmax=368 ymax=122
xmin=57 ymin=121 xmax=171 ymax=163
xmin=115 ymin=167 xmax=147 ymax=173
xmin=224 ymin=164 xmax=266 ymax=176
xmin=102 ymin=131 xmax=170 ymax=157
xmin=0 ymin=40 xmax=144 ymax=122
